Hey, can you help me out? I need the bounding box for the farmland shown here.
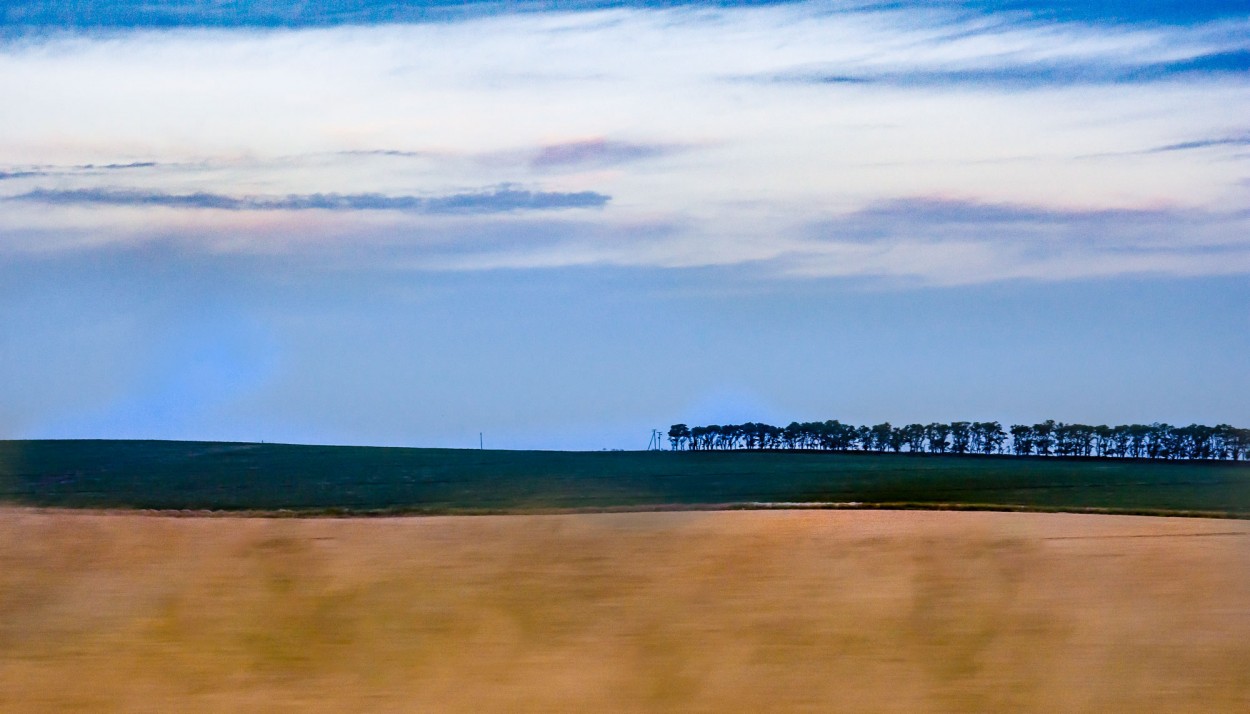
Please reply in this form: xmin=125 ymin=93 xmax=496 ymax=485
xmin=1 ymin=439 xmax=1248 ymax=516
xmin=4 ymin=442 xmax=1249 ymax=711
xmin=2 ymin=507 xmax=1247 ymax=712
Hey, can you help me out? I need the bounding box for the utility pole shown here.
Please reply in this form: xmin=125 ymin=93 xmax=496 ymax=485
xmin=648 ymin=429 xmax=665 ymax=451
xmin=480 ymin=432 xmax=484 ymax=450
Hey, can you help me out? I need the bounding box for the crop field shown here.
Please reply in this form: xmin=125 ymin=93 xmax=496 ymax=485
xmin=1 ymin=507 xmax=1247 ymax=712
xmin=1 ymin=440 xmax=1249 ymax=516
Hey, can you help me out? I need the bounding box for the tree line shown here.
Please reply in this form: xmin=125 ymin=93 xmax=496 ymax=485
xmin=666 ymin=420 xmax=1250 ymax=461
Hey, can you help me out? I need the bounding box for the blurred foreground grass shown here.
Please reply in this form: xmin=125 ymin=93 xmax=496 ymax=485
xmin=1 ymin=508 xmax=1247 ymax=712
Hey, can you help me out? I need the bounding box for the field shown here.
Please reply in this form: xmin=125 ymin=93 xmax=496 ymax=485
xmin=2 ymin=440 xmax=1249 ymax=516
xmin=1 ymin=507 xmax=1247 ymax=712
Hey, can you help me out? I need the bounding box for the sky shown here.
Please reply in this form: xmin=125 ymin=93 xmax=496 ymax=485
xmin=1 ymin=0 xmax=1248 ymax=450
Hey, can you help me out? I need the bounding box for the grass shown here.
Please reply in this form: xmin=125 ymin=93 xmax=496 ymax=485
xmin=2 ymin=439 xmax=1249 ymax=516
xmin=2 ymin=508 xmax=1248 ymax=712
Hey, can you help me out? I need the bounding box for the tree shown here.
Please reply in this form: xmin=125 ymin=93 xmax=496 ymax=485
xmin=1009 ymin=425 xmax=1034 ymax=455
xmin=1093 ymin=425 xmax=1112 ymax=457
xmin=668 ymin=417 xmax=1247 ymax=461
xmin=782 ymin=422 xmax=803 ymax=450
xmin=949 ymin=421 xmax=972 ymax=454
xmin=925 ymin=423 xmax=951 ymax=454
xmin=869 ymin=423 xmax=893 ymax=453
xmin=1033 ymin=420 xmax=1056 ymax=456
xmin=974 ymin=421 xmax=1006 ymax=454
xmin=690 ymin=425 xmax=708 ymax=451
xmin=668 ymin=424 xmax=690 ymax=451
xmin=1124 ymin=424 xmax=1150 ymax=458
xmin=902 ymin=424 xmax=927 ymax=452
xmin=888 ymin=425 xmax=906 ymax=453
xmin=1149 ymin=423 xmax=1181 ymax=460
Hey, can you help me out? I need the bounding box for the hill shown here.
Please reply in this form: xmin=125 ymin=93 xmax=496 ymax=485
xmin=1 ymin=440 xmax=1248 ymax=516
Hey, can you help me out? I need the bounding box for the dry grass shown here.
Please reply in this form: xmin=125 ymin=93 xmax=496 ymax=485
xmin=1 ymin=508 xmax=1248 ymax=712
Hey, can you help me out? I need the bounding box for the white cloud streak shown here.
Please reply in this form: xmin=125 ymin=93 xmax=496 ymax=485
xmin=0 ymin=2 xmax=1247 ymax=284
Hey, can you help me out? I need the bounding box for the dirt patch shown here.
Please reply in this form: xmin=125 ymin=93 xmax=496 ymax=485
xmin=1 ymin=508 xmax=1247 ymax=712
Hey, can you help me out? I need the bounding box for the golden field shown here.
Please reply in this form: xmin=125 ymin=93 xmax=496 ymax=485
xmin=1 ymin=507 xmax=1247 ymax=712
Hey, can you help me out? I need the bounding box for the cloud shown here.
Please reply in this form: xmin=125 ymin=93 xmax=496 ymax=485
xmin=847 ymin=197 xmax=1177 ymax=226
xmin=813 ymin=196 xmax=1232 ymax=250
xmin=0 ymin=161 xmax=157 ymax=180
xmin=0 ymin=4 xmax=1246 ymax=285
xmin=2 ymin=190 xmax=1247 ymax=286
xmin=9 ymin=186 xmax=610 ymax=214
xmin=78 ymin=161 xmax=158 ymax=170
xmin=0 ymin=0 xmax=495 ymax=31
xmin=0 ymin=170 xmax=45 ymax=180
xmin=953 ymin=0 xmax=1250 ymax=26
xmin=337 ymin=149 xmax=428 ymax=157
xmin=1147 ymin=134 xmax=1250 ymax=152
xmin=1155 ymin=48 xmax=1250 ymax=74
xmin=5 ymin=0 xmax=1249 ymax=32
xmin=781 ymin=196 xmax=1250 ymax=285
xmin=332 ymin=138 xmax=682 ymax=172
xmin=765 ymin=48 xmax=1250 ymax=89
xmin=530 ymin=138 xmax=676 ymax=169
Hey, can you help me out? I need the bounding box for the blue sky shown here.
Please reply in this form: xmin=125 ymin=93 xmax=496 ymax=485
xmin=1 ymin=0 xmax=1247 ymax=449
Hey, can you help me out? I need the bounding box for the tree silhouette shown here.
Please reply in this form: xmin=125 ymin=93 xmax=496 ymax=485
xmin=665 ymin=418 xmax=1247 ymax=461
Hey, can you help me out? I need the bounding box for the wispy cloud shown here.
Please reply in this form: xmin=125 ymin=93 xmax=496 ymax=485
xmin=78 ymin=161 xmax=158 ymax=170
xmin=0 ymin=161 xmax=158 ymax=180
xmin=1147 ymin=134 xmax=1250 ymax=153
xmin=0 ymin=170 xmax=45 ymax=180
xmin=845 ymin=197 xmax=1179 ymax=226
xmin=5 ymin=0 xmax=1249 ymax=32
xmin=530 ymin=138 xmax=676 ymax=169
xmin=779 ymin=196 xmax=1250 ymax=285
xmin=0 ymin=0 xmax=504 ymax=32
xmin=1158 ymin=48 xmax=1250 ymax=73
xmin=764 ymin=48 xmax=1250 ymax=88
xmin=337 ymin=149 xmax=429 ymax=158
xmin=331 ymin=139 xmax=681 ymax=171
xmin=952 ymin=1 xmax=1250 ymax=26
xmin=10 ymin=186 xmax=610 ymax=213
xmin=0 ymin=3 xmax=1246 ymax=283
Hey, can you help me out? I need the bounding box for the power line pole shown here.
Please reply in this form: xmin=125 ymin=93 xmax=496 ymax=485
xmin=648 ymin=429 xmax=665 ymax=451
xmin=480 ymin=432 xmax=483 ymax=450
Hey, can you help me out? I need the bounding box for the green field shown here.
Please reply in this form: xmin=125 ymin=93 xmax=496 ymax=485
xmin=2 ymin=440 xmax=1248 ymax=516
